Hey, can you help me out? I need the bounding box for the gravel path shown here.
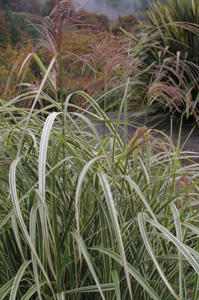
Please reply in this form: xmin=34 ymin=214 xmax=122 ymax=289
xmin=92 ymin=111 xmax=199 ymax=154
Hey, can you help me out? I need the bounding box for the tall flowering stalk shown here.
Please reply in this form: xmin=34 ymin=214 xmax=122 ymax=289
xmin=28 ymin=1 xmax=82 ymax=109
xmin=82 ymin=38 xmax=139 ymax=101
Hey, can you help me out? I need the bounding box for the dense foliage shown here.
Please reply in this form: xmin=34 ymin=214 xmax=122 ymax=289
xmin=0 ymin=0 xmax=43 ymax=46
xmin=123 ymin=0 xmax=199 ymax=120
xmin=148 ymin=0 xmax=199 ymax=63
xmin=1 ymin=50 xmax=199 ymax=300
xmin=1 ymin=1 xmax=199 ymax=299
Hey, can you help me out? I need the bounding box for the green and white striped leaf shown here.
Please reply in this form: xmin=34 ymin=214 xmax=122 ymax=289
xmin=9 ymin=260 xmax=31 ymax=300
xmin=32 ymin=53 xmax=56 ymax=91
xmin=93 ymin=246 xmax=161 ymax=300
xmin=122 ymin=175 xmax=157 ymax=221
xmin=111 ymin=270 xmax=121 ymax=300
xmin=72 ymin=231 xmax=106 ymax=300
xmin=0 ymin=278 xmax=15 ymax=300
xmin=17 ymin=56 xmax=56 ymax=157
xmin=75 ymin=155 xmax=105 ymax=233
xmin=98 ymin=172 xmax=133 ymax=299
xmin=145 ymin=215 xmax=199 ymax=274
xmin=9 ymin=158 xmax=55 ymax=299
xmin=57 ymin=283 xmax=115 ymax=296
xmin=39 ymin=112 xmax=61 ymax=199
xmin=21 ymin=281 xmax=46 ymax=300
xmin=30 ymin=202 xmax=42 ymax=300
xmin=170 ymin=203 xmax=183 ymax=300
xmin=138 ymin=212 xmax=179 ymax=299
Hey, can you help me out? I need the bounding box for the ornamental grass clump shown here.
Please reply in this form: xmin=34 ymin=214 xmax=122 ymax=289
xmin=18 ymin=0 xmax=136 ymax=112
xmin=1 ymin=58 xmax=199 ymax=299
xmin=146 ymin=0 xmax=199 ymax=119
xmin=1 ymin=1 xmax=199 ymax=299
xmin=79 ymin=38 xmax=139 ymax=102
xmin=124 ymin=0 xmax=199 ymax=120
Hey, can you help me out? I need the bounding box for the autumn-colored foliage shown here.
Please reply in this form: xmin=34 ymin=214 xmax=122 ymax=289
xmin=0 ymin=0 xmax=138 ymax=109
xmin=0 ymin=10 xmax=12 ymax=48
xmin=0 ymin=30 xmax=114 ymax=100
xmin=0 ymin=42 xmax=34 ymax=97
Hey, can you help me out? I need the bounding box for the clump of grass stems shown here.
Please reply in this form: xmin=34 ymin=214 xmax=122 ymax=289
xmin=1 ymin=1 xmax=199 ymax=299
xmin=1 ymin=58 xmax=199 ymax=299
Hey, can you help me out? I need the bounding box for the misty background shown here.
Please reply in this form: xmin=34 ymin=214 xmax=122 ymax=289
xmin=0 ymin=0 xmax=151 ymax=47
xmin=75 ymin=0 xmax=149 ymax=22
xmin=75 ymin=0 xmax=137 ymax=13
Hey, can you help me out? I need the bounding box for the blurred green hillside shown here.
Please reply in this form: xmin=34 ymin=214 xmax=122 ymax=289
xmin=0 ymin=0 xmax=151 ymax=48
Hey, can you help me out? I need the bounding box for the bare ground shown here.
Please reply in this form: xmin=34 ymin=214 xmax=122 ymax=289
xmin=90 ymin=111 xmax=199 ymax=159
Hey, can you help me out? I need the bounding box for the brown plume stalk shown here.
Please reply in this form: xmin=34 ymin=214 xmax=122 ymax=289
xmin=148 ymin=81 xmax=185 ymax=113
xmin=25 ymin=1 xmax=81 ymax=57
xmin=20 ymin=0 xmax=87 ymax=111
xmin=79 ymin=38 xmax=140 ymax=98
xmin=21 ymin=1 xmax=115 ymax=107
xmin=147 ymin=57 xmax=199 ymax=120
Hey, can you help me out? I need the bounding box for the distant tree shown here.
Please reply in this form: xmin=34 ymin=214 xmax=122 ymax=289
xmin=19 ymin=0 xmax=43 ymax=14
xmin=0 ymin=0 xmax=21 ymax=11
xmin=42 ymin=0 xmax=75 ymax=16
xmin=0 ymin=9 xmax=11 ymax=48
xmin=6 ymin=12 xmax=23 ymax=44
xmin=6 ymin=12 xmax=39 ymax=44
xmin=77 ymin=9 xmax=109 ymax=31
xmin=0 ymin=0 xmax=43 ymax=45
xmin=42 ymin=0 xmax=57 ymax=16
xmin=110 ymin=14 xmax=139 ymax=36
xmin=97 ymin=14 xmax=109 ymax=30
